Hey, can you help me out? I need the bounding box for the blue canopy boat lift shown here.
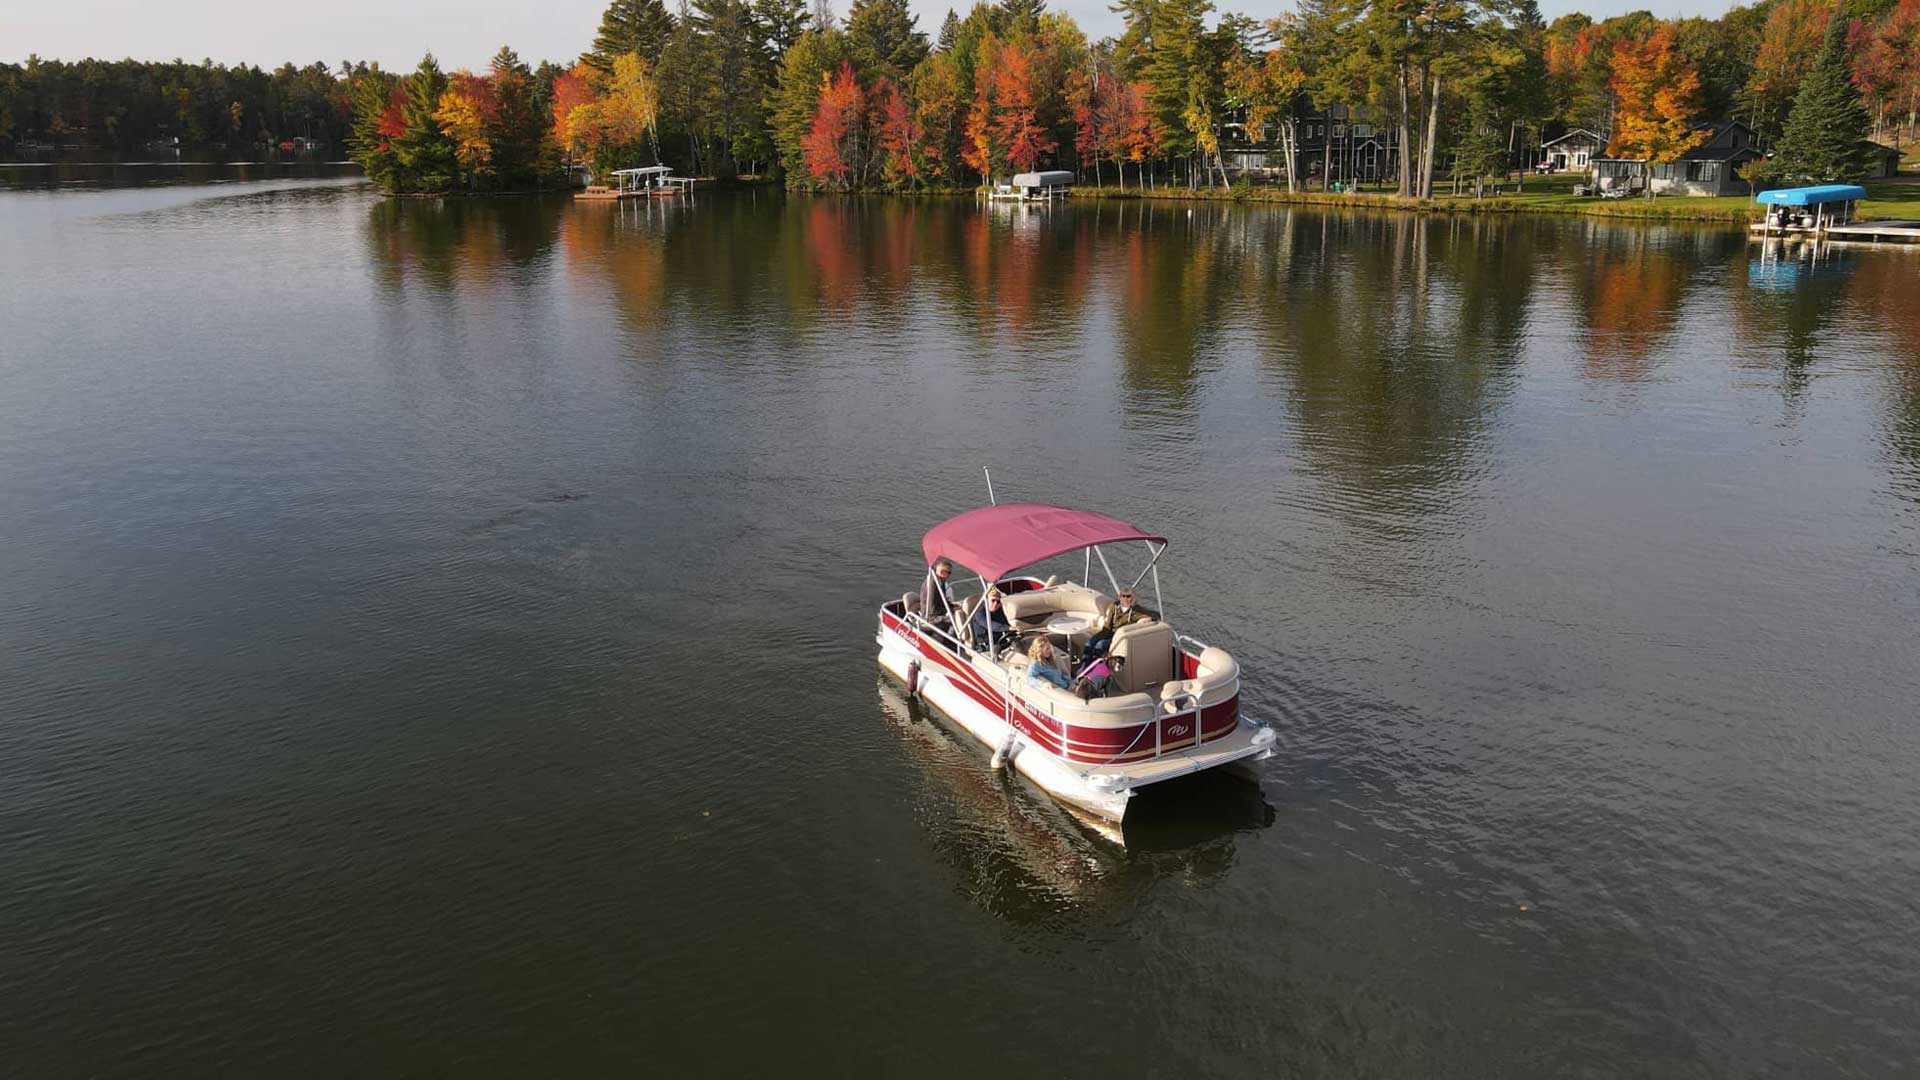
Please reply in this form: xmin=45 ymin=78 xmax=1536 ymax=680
xmin=1750 ymin=185 xmax=1920 ymax=244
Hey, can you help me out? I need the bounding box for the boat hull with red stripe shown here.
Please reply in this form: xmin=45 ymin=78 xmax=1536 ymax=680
xmin=876 ymin=599 xmax=1275 ymax=825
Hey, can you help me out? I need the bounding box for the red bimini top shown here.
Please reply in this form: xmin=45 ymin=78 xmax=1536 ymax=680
xmin=921 ymin=503 xmax=1167 ymax=582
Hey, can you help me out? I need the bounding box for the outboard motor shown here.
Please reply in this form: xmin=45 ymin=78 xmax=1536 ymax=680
xmin=905 ymin=659 xmax=921 ymax=699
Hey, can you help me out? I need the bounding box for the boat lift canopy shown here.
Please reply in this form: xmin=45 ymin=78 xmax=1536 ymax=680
xmin=1011 ymin=170 xmax=1075 ymax=190
xmin=922 ymin=503 xmax=1165 ymax=581
xmin=1754 ymin=185 xmax=1867 ymax=206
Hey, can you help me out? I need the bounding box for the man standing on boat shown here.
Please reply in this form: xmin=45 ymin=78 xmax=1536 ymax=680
xmin=921 ymin=559 xmax=958 ymax=630
xmin=1083 ymin=588 xmax=1155 ymax=661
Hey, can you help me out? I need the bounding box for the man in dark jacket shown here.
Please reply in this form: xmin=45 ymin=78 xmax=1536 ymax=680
xmin=967 ymin=589 xmax=1013 ymax=654
xmin=1084 ymin=588 xmax=1155 ymax=660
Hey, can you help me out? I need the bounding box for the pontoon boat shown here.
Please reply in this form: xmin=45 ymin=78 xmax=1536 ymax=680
xmin=876 ymin=502 xmax=1275 ymax=826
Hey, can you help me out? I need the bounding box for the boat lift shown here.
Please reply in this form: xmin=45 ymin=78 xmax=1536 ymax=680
xmin=1750 ymin=185 xmax=1920 ymax=245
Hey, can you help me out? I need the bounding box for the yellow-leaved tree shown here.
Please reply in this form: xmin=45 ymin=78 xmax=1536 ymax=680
xmin=560 ymin=52 xmax=661 ymax=177
xmin=434 ymin=86 xmax=493 ymax=186
xmin=1606 ymin=24 xmax=1707 ymax=200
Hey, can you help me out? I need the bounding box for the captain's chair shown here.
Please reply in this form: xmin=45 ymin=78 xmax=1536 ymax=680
xmin=1107 ymin=621 xmax=1177 ymax=694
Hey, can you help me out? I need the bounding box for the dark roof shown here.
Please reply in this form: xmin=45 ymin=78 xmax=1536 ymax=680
xmin=1678 ymin=144 xmax=1763 ymax=162
xmin=1541 ymin=128 xmax=1604 ymax=149
xmin=1863 ymin=140 xmax=1900 ymax=155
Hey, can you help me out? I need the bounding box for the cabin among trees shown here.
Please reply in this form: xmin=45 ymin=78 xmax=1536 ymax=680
xmin=1224 ymin=102 xmax=1403 ymax=186
xmin=1862 ymin=140 xmax=1902 ymax=178
xmin=1592 ymin=121 xmax=1764 ymax=197
xmin=1538 ymin=128 xmax=1603 ymax=172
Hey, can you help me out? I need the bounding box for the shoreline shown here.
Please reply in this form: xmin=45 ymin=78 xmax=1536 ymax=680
xmin=1067 ymin=184 xmax=1750 ymax=221
xmin=1062 ymin=180 xmax=1920 ymax=225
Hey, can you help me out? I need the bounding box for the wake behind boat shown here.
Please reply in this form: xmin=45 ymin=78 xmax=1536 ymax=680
xmin=876 ymin=501 xmax=1275 ymax=826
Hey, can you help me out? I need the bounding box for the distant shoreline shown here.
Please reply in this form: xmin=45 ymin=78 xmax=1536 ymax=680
xmin=1063 ymin=180 xmax=1920 ymax=226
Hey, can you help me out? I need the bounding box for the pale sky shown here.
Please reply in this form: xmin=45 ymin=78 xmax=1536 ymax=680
xmin=4 ymin=0 xmax=1734 ymax=72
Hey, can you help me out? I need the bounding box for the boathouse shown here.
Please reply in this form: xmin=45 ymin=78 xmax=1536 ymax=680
xmin=1010 ymin=171 xmax=1075 ymax=199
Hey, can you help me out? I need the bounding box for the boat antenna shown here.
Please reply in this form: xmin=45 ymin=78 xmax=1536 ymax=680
xmin=983 ymin=467 xmax=997 ymax=506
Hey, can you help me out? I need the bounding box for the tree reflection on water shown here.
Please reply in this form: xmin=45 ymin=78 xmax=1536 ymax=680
xmin=361 ymin=191 xmax=1920 ymax=505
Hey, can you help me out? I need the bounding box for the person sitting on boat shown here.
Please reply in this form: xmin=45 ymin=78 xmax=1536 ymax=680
xmin=967 ymin=589 xmax=1013 ymax=653
xmin=1083 ymin=588 xmax=1156 ymax=661
xmin=1025 ymin=638 xmax=1074 ymax=691
xmin=920 ymin=559 xmax=957 ymax=629
xmin=1070 ymin=654 xmax=1125 ymax=700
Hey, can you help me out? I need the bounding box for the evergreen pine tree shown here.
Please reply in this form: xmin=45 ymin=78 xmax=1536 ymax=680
xmin=996 ymin=0 xmax=1045 ymax=35
xmin=1766 ymin=1 xmax=1871 ymax=183
xmin=1143 ymin=0 xmax=1211 ymax=159
xmin=846 ymin=0 xmax=930 ymax=79
xmin=394 ymin=55 xmax=455 ymax=192
xmin=657 ymin=0 xmax=710 ymax=172
xmin=755 ymin=0 xmax=812 ymax=55
xmin=488 ymin=47 xmax=551 ymax=188
xmin=937 ymin=9 xmax=961 ymax=52
xmin=346 ymin=67 xmax=398 ymax=189
xmin=695 ymin=0 xmax=774 ymax=173
xmin=590 ymin=0 xmax=677 ymax=73
xmin=1455 ymin=97 xmax=1508 ymax=196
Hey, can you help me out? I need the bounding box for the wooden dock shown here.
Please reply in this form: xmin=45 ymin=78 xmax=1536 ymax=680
xmin=1749 ymin=219 xmax=1920 ymax=244
xmin=574 ymin=167 xmax=697 ymax=202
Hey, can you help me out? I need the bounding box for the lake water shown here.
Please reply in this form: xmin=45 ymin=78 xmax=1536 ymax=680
xmin=2 ymin=178 xmax=1917 ymax=1077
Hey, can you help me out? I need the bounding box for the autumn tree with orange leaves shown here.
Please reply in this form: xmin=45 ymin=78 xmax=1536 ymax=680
xmin=963 ymin=35 xmax=1055 ymax=182
xmin=804 ymin=63 xmax=867 ymax=188
xmin=1855 ymin=0 xmax=1920 ymax=142
xmin=1740 ymin=0 xmax=1830 ymax=140
xmin=1606 ymin=25 xmax=1706 ymax=199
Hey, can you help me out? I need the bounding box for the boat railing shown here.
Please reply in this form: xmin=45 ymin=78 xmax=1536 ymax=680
xmin=897 ymin=606 xmax=967 ymax=656
xmin=887 ymin=603 xmax=1234 ymax=765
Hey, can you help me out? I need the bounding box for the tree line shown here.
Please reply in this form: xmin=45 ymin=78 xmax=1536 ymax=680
xmin=7 ymin=0 xmax=1915 ymax=194
xmin=0 ymin=57 xmax=360 ymax=155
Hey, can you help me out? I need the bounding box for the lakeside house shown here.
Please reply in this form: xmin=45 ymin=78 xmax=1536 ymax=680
xmin=1592 ymin=120 xmax=1763 ymax=197
xmin=1224 ymin=101 xmax=1404 ymax=185
xmin=1539 ymin=128 xmax=1605 ymax=172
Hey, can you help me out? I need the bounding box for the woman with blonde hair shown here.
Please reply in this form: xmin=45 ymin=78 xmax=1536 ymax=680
xmin=1025 ymin=636 xmax=1073 ymax=690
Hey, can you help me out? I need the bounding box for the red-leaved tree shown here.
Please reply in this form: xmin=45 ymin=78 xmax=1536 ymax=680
xmin=803 ymin=63 xmax=866 ymax=189
xmin=869 ymin=77 xmax=919 ymax=186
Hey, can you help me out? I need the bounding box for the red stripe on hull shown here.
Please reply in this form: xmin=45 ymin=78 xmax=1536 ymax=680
xmin=881 ymin=610 xmax=1239 ymax=764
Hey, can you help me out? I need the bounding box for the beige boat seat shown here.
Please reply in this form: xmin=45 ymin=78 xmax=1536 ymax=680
xmin=951 ymin=594 xmax=980 ymax=644
xmin=1108 ymin=621 xmax=1177 ymax=694
xmin=1000 ymin=583 xmax=1110 ymax=629
xmin=1159 ymin=646 xmax=1238 ymax=708
xmin=1188 ymin=646 xmax=1237 ymax=693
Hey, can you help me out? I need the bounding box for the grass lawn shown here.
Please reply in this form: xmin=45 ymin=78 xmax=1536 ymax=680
xmin=1076 ymin=168 xmax=1920 ymax=224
